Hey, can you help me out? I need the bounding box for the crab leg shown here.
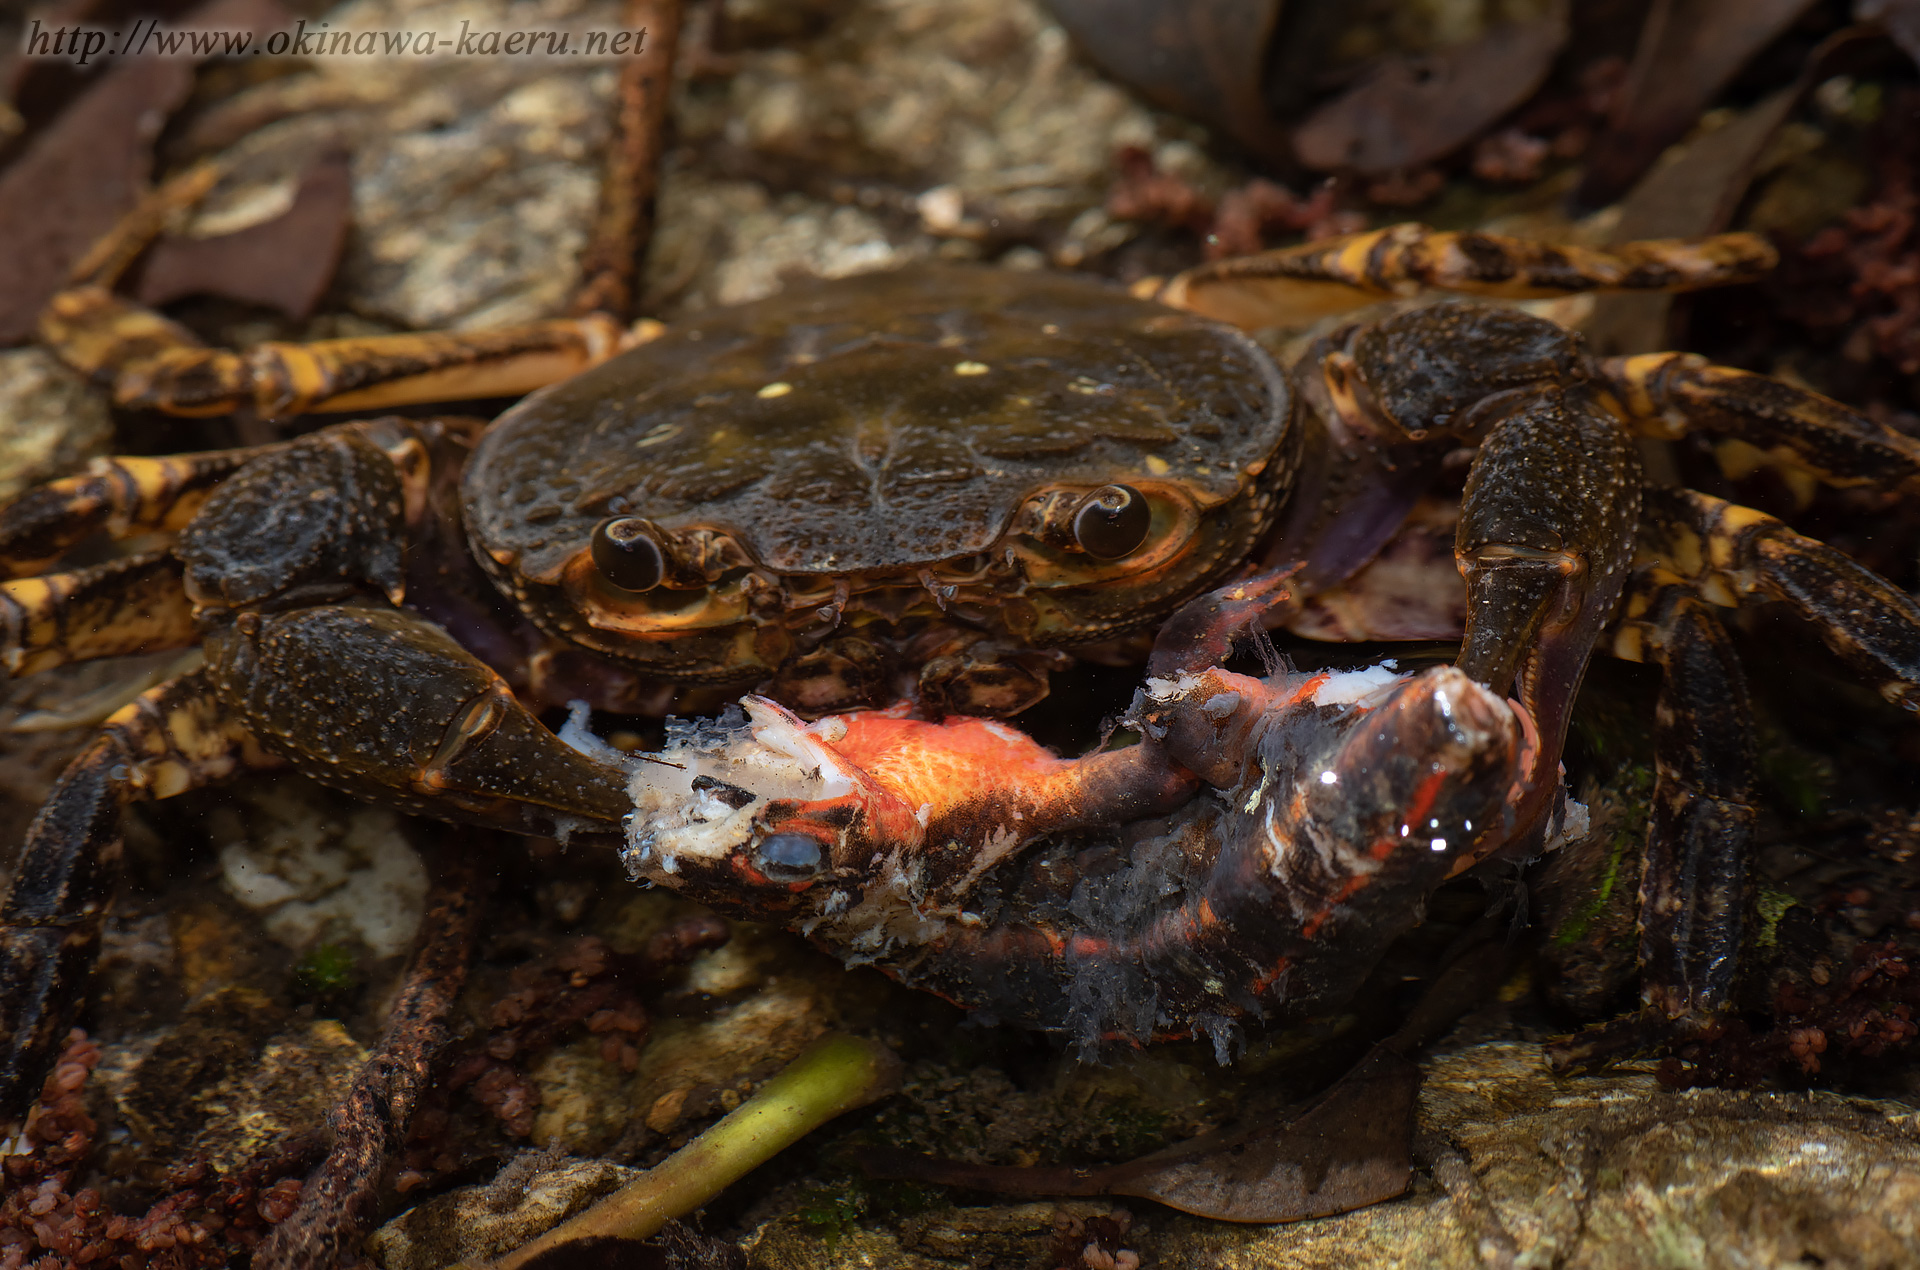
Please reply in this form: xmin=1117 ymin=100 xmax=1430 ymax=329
xmin=44 ymin=287 xmax=639 ymax=419
xmin=0 ymin=670 xmax=283 ymax=1119
xmin=0 ymin=446 xmax=279 ymax=578
xmin=1 ymin=552 xmax=197 ymax=677
xmin=1 ymin=414 xmax=637 ymax=1118
xmin=1596 ymin=353 xmax=1920 ymax=492
xmin=1151 ymin=224 xmax=1776 ymax=329
xmin=1548 ymin=583 xmax=1759 ymax=1071
xmin=37 ymin=163 xmax=649 ymax=420
xmin=205 ymin=601 xmax=634 ymax=832
xmin=1629 ymin=487 xmax=1920 ymax=710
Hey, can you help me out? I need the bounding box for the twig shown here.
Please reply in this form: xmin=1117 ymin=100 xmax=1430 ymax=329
xmin=254 ymin=841 xmax=491 ymax=1270
xmin=569 ymin=0 xmax=684 ymax=321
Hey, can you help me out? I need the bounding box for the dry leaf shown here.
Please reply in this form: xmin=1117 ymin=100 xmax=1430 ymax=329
xmin=1576 ymin=0 xmax=1820 ymax=208
xmin=135 ymin=151 xmax=353 ymax=320
xmin=0 ymin=0 xmax=291 ymax=344
xmin=1042 ymin=0 xmax=1290 ymax=165
xmin=1292 ymin=4 xmax=1570 ymax=176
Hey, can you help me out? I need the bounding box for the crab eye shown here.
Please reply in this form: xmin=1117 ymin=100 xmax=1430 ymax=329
xmin=755 ymin=832 xmax=824 ymax=883
xmin=591 ymin=517 xmax=666 ymax=592
xmin=1072 ymin=485 xmax=1151 ymax=559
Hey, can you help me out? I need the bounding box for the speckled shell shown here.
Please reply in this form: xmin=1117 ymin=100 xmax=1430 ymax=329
xmin=463 ymin=266 xmax=1289 ymax=581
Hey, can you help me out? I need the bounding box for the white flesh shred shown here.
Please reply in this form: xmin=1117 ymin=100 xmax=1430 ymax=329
xmin=624 ymin=697 xmax=859 ymax=867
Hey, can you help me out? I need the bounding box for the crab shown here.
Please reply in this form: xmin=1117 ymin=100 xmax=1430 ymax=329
xmin=5 ymin=143 xmax=1920 ymax=1125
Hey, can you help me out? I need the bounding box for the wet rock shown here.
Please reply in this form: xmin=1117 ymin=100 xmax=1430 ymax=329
xmin=0 ymin=346 xmax=111 ymax=506
xmin=749 ymin=1199 xmax=1138 ymax=1269
xmin=187 ymin=0 xmax=1217 ymax=334
xmin=622 ymin=967 xmax=835 ymax=1146
xmin=599 ymin=891 xmax=840 ymax=1152
xmin=368 ymin=1155 xmax=641 ymax=1270
xmin=1164 ymin=1041 xmax=1920 ymax=1267
xmin=109 ymin=986 xmax=365 ymax=1173
xmin=169 ymin=0 xmax=626 ymax=333
xmin=211 ymin=776 xmax=428 ymax=959
xmin=735 ymin=1038 xmax=1920 ymax=1267
xmin=658 ymin=0 xmax=1200 ymax=309
xmin=529 ymin=1037 xmax=635 ymax=1154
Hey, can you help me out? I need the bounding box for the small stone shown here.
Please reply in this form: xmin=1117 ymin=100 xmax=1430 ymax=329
xmin=646 ymin=1086 xmax=692 ymax=1133
xmin=369 ymin=1157 xmax=640 ymax=1270
xmin=0 ymin=347 xmax=112 ymax=506
xmin=213 ymin=780 xmax=427 ymax=959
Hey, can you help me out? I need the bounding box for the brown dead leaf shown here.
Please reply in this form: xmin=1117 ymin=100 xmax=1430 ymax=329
xmin=1292 ymin=3 xmax=1570 ymax=176
xmin=135 ymin=151 xmax=352 ymax=319
xmin=861 ymin=1045 xmax=1419 ymax=1223
xmin=1584 ymin=24 xmax=1889 ymax=355
xmin=0 ymin=57 xmax=194 ymax=344
xmin=1576 ymin=0 xmax=1820 ymax=209
xmin=0 ymin=0 xmax=291 ymax=345
xmin=1858 ymin=0 xmax=1920 ymax=67
xmin=1042 ymin=0 xmax=1289 ymax=166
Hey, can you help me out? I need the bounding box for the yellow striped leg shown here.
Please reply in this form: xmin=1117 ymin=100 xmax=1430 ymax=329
xmin=1152 ymin=223 xmax=1778 ymax=329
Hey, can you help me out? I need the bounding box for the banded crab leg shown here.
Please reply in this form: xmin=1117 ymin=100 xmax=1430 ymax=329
xmin=1147 ymin=223 xmax=1778 ymax=329
xmin=1547 ymin=580 xmax=1758 ymax=1071
xmin=0 ymin=421 xmax=636 ymax=1121
xmin=39 ymin=6 xmax=681 ymax=423
xmin=39 ymin=155 xmax=654 ymax=421
xmin=0 ymin=444 xmax=287 ymax=579
xmin=0 ymin=671 xmax=284 ymax=1119
xmin=1550 ymin=486 xmax=1920 ymax=1069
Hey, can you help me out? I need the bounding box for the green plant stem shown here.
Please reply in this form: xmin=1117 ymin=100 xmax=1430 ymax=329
xmin=458 ymin=1033 xmax=901 ymax=1269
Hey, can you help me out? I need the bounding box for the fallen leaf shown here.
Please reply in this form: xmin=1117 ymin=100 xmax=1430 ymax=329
xmin=0 ymin=0 xmax=291 ymax=345
xmin=1041 ymin=0 xmax=1290 ymax=166
xmin=0 ymin=58 xmax=193 ymax=344
xmin=1292 ymin=3 xmax=1570 ymax=176
xmin=135 ymin=151 xmax=353 ymax=320
xmin=1576 ymin=0 xmax=1820 ymax=209
xmin=1858 ymin=0 xmax=1920 ymax=67
xmin=861 ymin=1044 xmax=1419 ymax=1223
xmin=1583 ymin=24 xmax=1890 ymax=355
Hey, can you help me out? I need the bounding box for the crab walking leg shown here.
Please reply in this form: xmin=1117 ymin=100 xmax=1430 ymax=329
xmin=1151 ymin=224 xmax=1777 ymax=328
xmin=1631 ymin=487 xmax=1920 ymax=710
xmin=1625 ymin=589 xmax=1758 ymax=1025
xmin=1548 ymin=586 xmax=1759 ymax=1072
xmin=0 ymin=602 xmax=635 ymax=1118
xmin=0 ymin=553 xmax=196 ymax=677
xmin=37 ymin=149 xmax=652 ymax=419
xmin=0 ymin=671 xmax=283 ymax=1119
xmin=1596 ymin=353 xmax=1920 ymax=491
xmin=42 ymin=286 xmax=641 ymax=419
xmin=0 ymin=446 xmax=281 ymax=578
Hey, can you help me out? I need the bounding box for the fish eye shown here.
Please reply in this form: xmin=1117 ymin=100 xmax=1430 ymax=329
xmin=755 ymin=832 xmax=825 ymax=883
xmin=591 ymin=517 xmax=666 ymax=593
xmin=1072 ymin=484 xmax=1151 ymax=559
